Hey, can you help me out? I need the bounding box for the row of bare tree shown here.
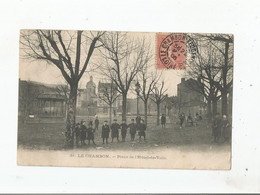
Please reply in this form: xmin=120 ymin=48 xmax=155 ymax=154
xmin=20 ymin=30 xmax=167 ymax=147
xmin=20 ymin=30 xmax=233 ymax=147
xmin=185 ymin=34 xmax=233 ymax=120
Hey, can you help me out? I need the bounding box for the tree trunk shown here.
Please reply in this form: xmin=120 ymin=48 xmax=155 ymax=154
xmin=122 ymin=93 xmax=127 ymax=121
xmin=207 ymin=98 xmax=212 ymax=122
xmin=109 ymin=104 xmax=112 ymax=126
xmin=221 ymin=90 xmax=228 ymax=116
xmin=65 ymin=83 xmax=78 ymax=148
xmin=212 ymin=99 xmax=218 ymax=117
xmin=144 ymin=100 xmax=148 ymax=126
xmin=222 ymin=42 xmax=229 ymax=116
xmin=156 ymin=103 xmax=160 ymax=126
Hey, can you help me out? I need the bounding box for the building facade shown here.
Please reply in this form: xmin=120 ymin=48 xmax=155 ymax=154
xmin=77 ymin=76 xmax=98 ymax=116
xmin=18 ymin=80 xmax=66 ymax=123
xmin=177 ymin=78 xmax=206 ymax=116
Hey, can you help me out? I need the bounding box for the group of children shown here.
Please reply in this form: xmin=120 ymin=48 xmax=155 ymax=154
xmin=102 ymin=118 xmax=147 ymax=144
xmin=74 ymin=118 xmax=147 ymax=146
xmin=74 ymin=121 xmax=96 ymax=147
xmin=179 ymin=112 xmax=203 ymax=128
xmin=212 ymin=113 xmax=231 ymax=143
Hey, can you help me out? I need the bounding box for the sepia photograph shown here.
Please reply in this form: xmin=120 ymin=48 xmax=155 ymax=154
xmin=2 ymin=0 xmax=260 ymax=193
xmin=17 ymin=30 xmax=234 ymax=169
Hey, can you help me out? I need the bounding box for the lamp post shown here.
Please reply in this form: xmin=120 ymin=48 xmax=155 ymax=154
xmin=135 ymin=81 xmax=141 ymax=116
xmin=87 ymin=104 xmax=90 ymax=121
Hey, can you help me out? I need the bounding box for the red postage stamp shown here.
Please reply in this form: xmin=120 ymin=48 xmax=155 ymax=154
xmin=156 ymin=33 xmax=186 ymax=69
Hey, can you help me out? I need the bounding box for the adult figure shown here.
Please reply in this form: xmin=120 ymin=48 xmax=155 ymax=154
xmin=161 ymin=114 xmax=166 ymax=129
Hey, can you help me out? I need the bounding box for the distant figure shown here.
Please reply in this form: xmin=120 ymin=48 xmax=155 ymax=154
xmin=136 ymin=115 xmax=141 ymax=125
xmin=86 ymin=123 xmax=96 ymax=145
xmin=161 ymin=114 xmax=166 ymax=129
xmin=101 ymin=120 xmax=110 ymax=144
xmin=195 ymin=112 xmax=200 ymax=121
xmin=88 ymin=120 xmax=93 ymax=127
xmin=222 ymin=115 xmax=231 ymax=142
xmin=187 ymin=113 xmax=193 ymax=126
xmin=80 ymin=121 xmax=87 ymax=145
xmin=212 ymin=113 xmax=222 ymax=142
xmin=74 ymin=123 xmax=81 ymax=147
xmin=199 ymin=114 xmax=202 ymax=121
xmin=111 ymin=119 xmax=120 ymax=142
xmin=120 ymin=119 xmax=128 ymax=142
xmin=179 ymin=113 xmax=185 ymax=129
xmin=138 ymin=119 xmax=146 ymax=141
xmin=129 ymin=119 xmax=137 ymax=141
xmin=94 ymin=117 xmax=99 ymax=132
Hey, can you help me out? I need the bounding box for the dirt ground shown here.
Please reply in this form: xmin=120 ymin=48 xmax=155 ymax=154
xmin=17 ymin=119 xmax=231 ymax=152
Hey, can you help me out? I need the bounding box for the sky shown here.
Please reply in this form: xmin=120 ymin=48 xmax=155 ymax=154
xmin=19 ymin=31 xmax=184 ymax=96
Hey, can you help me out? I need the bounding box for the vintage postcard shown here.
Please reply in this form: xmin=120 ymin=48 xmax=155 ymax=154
xmin=17 ymin=30 xmax=233 ymax=169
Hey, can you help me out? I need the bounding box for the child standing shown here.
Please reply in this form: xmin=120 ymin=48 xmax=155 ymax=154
xmin=86 ymin=123 xmax=96 ymax=145
xmin=102 ymin=120 xmax=110 ymax=144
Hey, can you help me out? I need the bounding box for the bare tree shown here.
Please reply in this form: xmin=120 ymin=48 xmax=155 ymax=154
xmin=137 ymin=65 xmax=161 ymax=125
xmin=150 ymin=81 xmax=168 ymax=125
xmin=96 ymin=32 xmax=152 ymax=120
xmin=200 ymin=34 xmax=233 ymax=115
xmin=98 ymin=81 xmax=120 ymax=125
xmin=164 ymin=95 xmax=178 ymax=117
xmin=20 ymin=30 xmax=104 ymax=147
xmin=185 ymin=42 xmax=222 ymax=121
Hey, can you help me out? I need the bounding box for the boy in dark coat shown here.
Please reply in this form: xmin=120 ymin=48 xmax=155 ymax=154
xmin=138 ymin=119 xmax=146 ymax=141
xmin=101 ymin=120 xmax=110 ymax=144
xmin=128 ymin=119 xmax=137 ymax=141
xmin=86 ymin=123 xmax=96 ymax=145
xmin=111 ymin=119 xmax=120 ymax=143
xmin=161 ymin=114 xmax=166 ymax=129
xmin=212 ymin=113 xmax=222 ymax=142
xmin=136 ymin=115 xmax=141 ymax=125
xmin=74 ymin=123 xmax=81 ymax=147
xmin=120 ymin=119 xmax=128 ymax=142
xmin=80 ymin=121 xmax=87 ymax=145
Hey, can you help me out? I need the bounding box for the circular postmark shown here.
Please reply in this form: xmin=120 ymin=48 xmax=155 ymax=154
xmin=157 ymin=33 xmax=197 ymax=69
xmin=186 ymin=34 xmax=198 ymax=63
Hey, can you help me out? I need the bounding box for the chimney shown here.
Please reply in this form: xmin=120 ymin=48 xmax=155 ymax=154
xmin=181 ymin=78 xmax=185 ymax=83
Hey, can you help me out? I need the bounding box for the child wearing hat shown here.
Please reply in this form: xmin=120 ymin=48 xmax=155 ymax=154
xmin=74 ymin=123 xmax=81 ymax=147
xmin=80 ymin=121 xmax=87 ymax=145
xmin=138 ymin=119 xmax=146 ymax=141
xmin=101 ymin=120 xmax=110 ymax=144
xmin=128 ymin=119 xmax=137 ymax=141
xmin=120 ymin=119 xmax=128 ymax=142
xmin=111 ymin=119 xmax=120 ymax=143
xmin=86 ymin=122 xmax=96 ymax=145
